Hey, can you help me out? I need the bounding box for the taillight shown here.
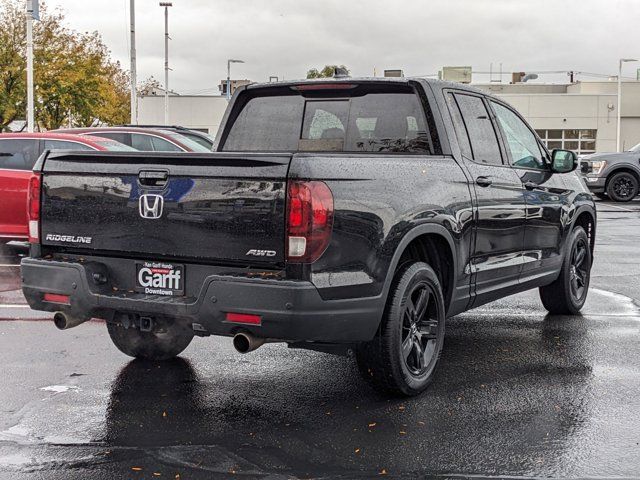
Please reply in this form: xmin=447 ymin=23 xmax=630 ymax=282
xmin=286 ymin=181 xmax=334 ymax=263
xmin=27 ymin=173 xmax=41 ymax=244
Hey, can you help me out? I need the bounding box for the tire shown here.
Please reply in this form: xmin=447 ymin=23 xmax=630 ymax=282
xmin=107 ymin=320 xmax=194 ymax=361
xmin=539 ymin=226 xmax=592 ymax=315
xmin=594 ymin=192 xmax=608 ymax=201
xmin=606 ymin=171 xmax=639 ymax=202
xmin=356 ymin=262 xmax=445 ymax=396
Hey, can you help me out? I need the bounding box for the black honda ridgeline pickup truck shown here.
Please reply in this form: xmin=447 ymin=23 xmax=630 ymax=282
xmin=22 ymin=78 xmax=596 ymax=396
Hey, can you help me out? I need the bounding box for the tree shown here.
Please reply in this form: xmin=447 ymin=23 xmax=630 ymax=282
xmin=306 ymin=65 xmax=350 ymax=79
xmin=138 ymin=76 xmax=162 ymax=96
xmin=0 ymin=0 xmax=26 ymax=130
xmin=0 ymin=0 xmax=130 ymax=131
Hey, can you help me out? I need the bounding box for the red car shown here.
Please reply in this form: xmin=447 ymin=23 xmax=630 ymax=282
xmin=55 ymin=127 xmax=211 ymax=153
xmin=0 ymin=132 xmax=134 ymax=242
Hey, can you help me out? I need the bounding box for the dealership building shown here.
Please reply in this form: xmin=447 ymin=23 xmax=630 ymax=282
xmin=138 ymin=79 xmax=640 ymax=154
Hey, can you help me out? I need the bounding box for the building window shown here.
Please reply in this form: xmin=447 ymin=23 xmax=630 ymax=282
xmin=535 ymin=129 xmax=597 ymax=155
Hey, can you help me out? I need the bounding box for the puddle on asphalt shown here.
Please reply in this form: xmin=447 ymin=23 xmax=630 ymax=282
xmin=40 ymin=385 xmax=82 ymax=394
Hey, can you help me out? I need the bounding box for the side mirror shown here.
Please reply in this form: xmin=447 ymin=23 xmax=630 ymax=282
xmin=551 ymin=149 xmax=578 ymax=173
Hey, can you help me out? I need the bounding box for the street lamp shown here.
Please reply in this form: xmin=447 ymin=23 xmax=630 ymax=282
xmin=227 ymin=59 xmax=244 ymax=100
xmin=160 ymin=2 xmax=173 ymax=124
xmin=617 ymin=58 xmax=637 ymax=152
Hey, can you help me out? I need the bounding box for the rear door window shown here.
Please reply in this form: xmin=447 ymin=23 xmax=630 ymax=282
xmin=222 ymin=86 xmax=432 ymax=153
xmin=88 ymin=132 xmax=131 ymax=146
xmin=454 ymin=93 xmax=503 ymax=165
xmin=446 ymin=93 xmax=473 ymax=160
xmin=0 ymin=139 xmax=40 ymax=170
xmin=149 ymin=135 xmax=183 ymax=152
xmin=43 ymin=140 xmax=95 ymax=151
xmin=131 ymin=133 xmax=154 ymax=151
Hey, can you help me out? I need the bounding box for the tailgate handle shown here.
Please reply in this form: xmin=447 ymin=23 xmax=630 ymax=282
xmin=138 ymin=170 xmax=168 ymax=187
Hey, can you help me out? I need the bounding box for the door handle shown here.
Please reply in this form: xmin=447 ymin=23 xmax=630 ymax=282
xmin=138 ymin=170 xmax=168 ymax=187
xmin=475 ymin=176 xmax=492 ymax=187
xmin=524 ymin=181 xmax=539 ymax=190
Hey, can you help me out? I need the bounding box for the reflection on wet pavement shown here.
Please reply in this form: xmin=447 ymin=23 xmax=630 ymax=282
xmin=0 ymin=201 xmax=639 ymax=478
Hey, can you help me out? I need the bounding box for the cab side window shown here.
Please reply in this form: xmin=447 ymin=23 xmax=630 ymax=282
xmin=0 ymin=139 xmax=39 ymax=170
xmin=491 ymin=101 xmax=546 ymax=170
xmin=454 ymin=93 xmax=503 ymax=165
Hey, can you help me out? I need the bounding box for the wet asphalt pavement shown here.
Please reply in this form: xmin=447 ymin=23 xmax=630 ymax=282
xmin=1 ymin=201 xmax=640 ymax=479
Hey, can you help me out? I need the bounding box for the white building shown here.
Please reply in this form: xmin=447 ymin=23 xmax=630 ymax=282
xmin=476 ymin=81 xmax=640 ymax=154
xmin=137 ymin=95 xmax=228 ymax=137
xmin=137 ymin=81 xmax=640 ymax=153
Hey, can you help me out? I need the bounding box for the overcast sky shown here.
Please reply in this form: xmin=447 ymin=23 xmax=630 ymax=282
xmin=45 ymin=0 xmax=640 ymax=94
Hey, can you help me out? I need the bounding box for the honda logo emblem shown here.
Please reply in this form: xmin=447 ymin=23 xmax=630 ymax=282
xmin=139 ymin=194 xmax=164 ymax=219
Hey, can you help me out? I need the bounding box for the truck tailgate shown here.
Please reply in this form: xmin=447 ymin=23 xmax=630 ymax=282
xmin=39 ymin=151 xmax=290 ymax=264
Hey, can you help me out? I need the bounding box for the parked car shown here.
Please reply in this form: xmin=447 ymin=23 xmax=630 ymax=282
xmin=0 ymin=132 xmax=134 ymax=242
xmin=581 ymin=143 xmax=640 ymax=201
xmin=22 ymin=78 xmax=596 ymax=396
xmin=121 ymin=125 xmax=214 ymax=150
xmin=55 ymin=127 xmax=212 ymax=153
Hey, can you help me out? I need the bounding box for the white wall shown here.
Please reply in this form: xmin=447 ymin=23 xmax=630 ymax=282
xmin=137 ymin=95 xmax=229 ymax=137
xmin=481 ymin=81 xmax=640 ymax=153
xmin=496 ymin=93 xmax=619 ymax=152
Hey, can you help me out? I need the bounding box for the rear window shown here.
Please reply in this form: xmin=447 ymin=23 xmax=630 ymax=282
xmin=221 ymin=85 xmax=432 ymax=153
xmin=0 ymin=139 xmax=39 ymax=170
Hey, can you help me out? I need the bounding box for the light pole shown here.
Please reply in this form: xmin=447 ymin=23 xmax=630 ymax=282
xmin=130 ymin=0 xmax=137 ymax=124
xmin=227 ymin=59 xmax=244 ymax=100
xmin=617 ymin=58 xmax=637 ymax=152
xmin=160 ymin=2 xmax=173 ymax=124
xmin=25 ymin=0 xmax=38 ymax=132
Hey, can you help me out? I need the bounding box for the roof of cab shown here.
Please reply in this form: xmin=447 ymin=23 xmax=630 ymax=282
xmin=242 ymin=76 xmax=487 ymax=97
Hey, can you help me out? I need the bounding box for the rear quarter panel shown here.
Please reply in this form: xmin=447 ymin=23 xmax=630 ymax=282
xmin=288 ymin=153 xmax=474 ymax=313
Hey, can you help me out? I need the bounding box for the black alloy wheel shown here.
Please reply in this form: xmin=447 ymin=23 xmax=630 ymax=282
xmin=401 ymin=282 xmax=440 ymax=376
xmin=356 ymin=261 xmax=446 ymax=396
xmin=569 ymin=236 xmax=589 ymax=304
xmin=607 ymin=172 xmax=639 ymax=202
xmin=539 ymin=226 xmax=592 ymax=315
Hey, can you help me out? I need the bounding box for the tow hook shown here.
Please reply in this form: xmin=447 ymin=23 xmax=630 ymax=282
xmin=139 ymin=316 xmax=154 ymax=332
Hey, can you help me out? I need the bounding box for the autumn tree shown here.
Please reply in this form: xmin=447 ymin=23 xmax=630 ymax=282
xmin=0 ymin=0 xmax=130 ymax=131
xmin=306 ymin=65 xmax=350 ymax=79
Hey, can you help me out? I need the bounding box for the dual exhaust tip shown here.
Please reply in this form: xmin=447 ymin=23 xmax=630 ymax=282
xmin=53 ymin=312 xmax=266 ymax=355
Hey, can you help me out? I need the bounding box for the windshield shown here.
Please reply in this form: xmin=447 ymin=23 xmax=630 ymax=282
xmin=159 ymin=130 xmax=212 ymax=152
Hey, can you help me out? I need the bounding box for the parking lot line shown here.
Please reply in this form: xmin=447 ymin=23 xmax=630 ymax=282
xmin=0 ymin=264 xmax=20 ymax=267
xmin=0 ymin=305 xmax=31 ymax=308
xmin=601 ymin=203 xmax=636 ymax=212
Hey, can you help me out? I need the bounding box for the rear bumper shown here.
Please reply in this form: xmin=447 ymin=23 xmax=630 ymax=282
xmin=21 ymin=258 xmax=383 ymax=343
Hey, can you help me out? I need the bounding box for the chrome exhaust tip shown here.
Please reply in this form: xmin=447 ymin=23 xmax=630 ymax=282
xmin=53 ymin=312 xmax=88 ymax=330
xmin=232 ymin=332 xmax=265 ymax=354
